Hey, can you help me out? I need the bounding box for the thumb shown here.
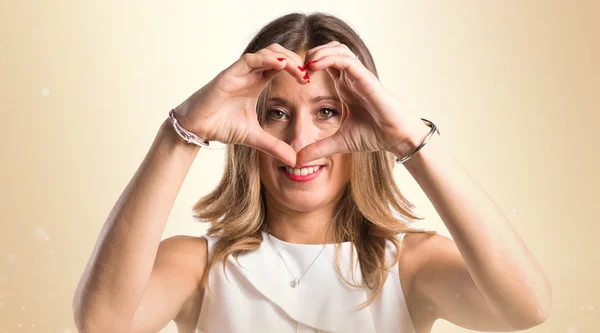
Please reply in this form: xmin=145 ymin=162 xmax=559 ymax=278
xmin=296 ymin=133 xmax=347 ymax=167
xmin=245 ymin=127 xmax=297 ymax=167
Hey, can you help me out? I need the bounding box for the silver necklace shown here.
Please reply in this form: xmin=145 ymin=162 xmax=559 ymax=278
xmin=266 ymin=232 xmax=328 ymax=288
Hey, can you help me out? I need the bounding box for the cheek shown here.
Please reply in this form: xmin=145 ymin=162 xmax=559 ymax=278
xmin=258 ymin=152 xmax=278 ymax=184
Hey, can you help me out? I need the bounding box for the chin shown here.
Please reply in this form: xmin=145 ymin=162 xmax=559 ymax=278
xmin=278 ymin=191 xmax=330 ymax=212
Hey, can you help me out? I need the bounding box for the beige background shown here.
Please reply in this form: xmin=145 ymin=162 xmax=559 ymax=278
xmin=1 ymin=0 xmax=598 ymax=332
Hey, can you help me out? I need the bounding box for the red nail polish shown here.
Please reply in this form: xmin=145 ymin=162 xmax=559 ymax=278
xmin=277 ymin=57 xmax=285 ymax=61
xmin=308 ymin=60 xmax=318 ymax=64
xmin=298 ymin=66 xmax=306 ymax=71
xmin=303 ymin=73 xmax=310 ymax=83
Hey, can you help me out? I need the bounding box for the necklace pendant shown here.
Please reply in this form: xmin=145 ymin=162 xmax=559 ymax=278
xmin=290 ymin=278 xmax=300 ymax=288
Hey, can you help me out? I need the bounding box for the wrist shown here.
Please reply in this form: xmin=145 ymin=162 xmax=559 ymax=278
xmin=159 ymin=116 xmax=202 ymax=157
xmin=388 ymin=121 xmax=432 ymax=160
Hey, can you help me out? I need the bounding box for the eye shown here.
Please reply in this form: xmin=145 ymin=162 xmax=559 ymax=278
xmin=317 ymin=108 xmax=340 ymax=119
xmin=266 ymin=109 xmax=288 ymax=121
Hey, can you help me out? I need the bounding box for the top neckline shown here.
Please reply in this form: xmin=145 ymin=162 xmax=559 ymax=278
xmin=261 ymin=230 xmax=353 ymax=248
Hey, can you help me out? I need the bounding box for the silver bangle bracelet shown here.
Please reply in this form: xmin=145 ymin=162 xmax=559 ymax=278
xmin=169 ymin=109 xmax=210 ymax=147
xmin=395 ymin=118 xmax=440 ymax=164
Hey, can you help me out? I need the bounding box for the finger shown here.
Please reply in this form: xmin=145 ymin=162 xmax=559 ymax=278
xmin=306 ymin=54 xmax=372 ymax=87
xmin=235 ymin=52 xmax=288 ymax=75
xmin=262 ymin=57 xmax=288 ymax=81
xmin=227 ymin=52 xmax=286 ymax=83
xmin=295 ymin=133 xmax=349 ymax=167
xmin=265 ymin=44 xmax=310 ymax=84
xmin=306 ymin=42 xmax=353 ymax=63
xmin=304 ymin=43 xmax=359 ymax=76
xmin=304 ymin=41 xmax=341 ymax=63
xmin=233 ymin=52 xmax=307 ymax=85
xmin=245 ymin=126 xmax=297 ymax=167
xmin=265 ymin=43 xmax=304 ymax=65
xmin=263 ymin=56 xmax=308 ymax=85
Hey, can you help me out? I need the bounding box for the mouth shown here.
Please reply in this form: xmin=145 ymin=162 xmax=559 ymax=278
xmin=279 ymin=165 xmax=325 ymax=182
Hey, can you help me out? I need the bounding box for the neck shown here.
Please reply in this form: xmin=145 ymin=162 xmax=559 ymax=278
xmin=264 ymin=220 xmax=333 ymax=244
xmin=263 ymin=193 xmax=337 ymax=245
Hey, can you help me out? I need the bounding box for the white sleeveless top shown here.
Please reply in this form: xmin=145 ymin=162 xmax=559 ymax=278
xmin=195 ymin=231 xmax=416 ymax=333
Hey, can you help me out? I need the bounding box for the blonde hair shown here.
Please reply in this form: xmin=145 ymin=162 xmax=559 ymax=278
xmin=194 ymin=11 xmax=437 ymax=309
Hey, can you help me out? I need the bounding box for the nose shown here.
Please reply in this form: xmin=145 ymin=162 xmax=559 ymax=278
xmin=287 ymin=111 xmax=317 ymax=154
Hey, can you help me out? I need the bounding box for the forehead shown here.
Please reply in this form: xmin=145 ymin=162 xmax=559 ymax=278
xmin=269 ymin=69 xmax=338 ymax=103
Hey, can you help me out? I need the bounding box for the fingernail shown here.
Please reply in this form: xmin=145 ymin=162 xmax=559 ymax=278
xmin=277 ymin=57 xmax=285 ymax=61
xmin=303 ymin=72 xmax=310 ymax=83
xmin=307 ymin=60 xmax=318 ymax=65
xmin=298 ymin=66 xmax=306 ymax=71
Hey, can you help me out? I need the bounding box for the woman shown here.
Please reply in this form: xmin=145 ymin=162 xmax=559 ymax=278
xmin=73 ymin=12 xmax=552 ymax=333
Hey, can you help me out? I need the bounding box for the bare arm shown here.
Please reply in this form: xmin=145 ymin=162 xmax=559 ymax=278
xmin=71 ymin=47 xmax=308 ymax=332
xmin=393 ymin=126 xmax=552 ymax=330
xmin=72 ymin=114 xmax=203 ymax=332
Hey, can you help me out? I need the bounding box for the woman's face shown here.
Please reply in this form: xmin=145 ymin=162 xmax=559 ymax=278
xmin=258 ymin=64 xmax=351 ymax=213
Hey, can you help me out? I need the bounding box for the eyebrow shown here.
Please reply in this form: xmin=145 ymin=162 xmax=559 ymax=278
xmin=268 ymin=96 xmax=340 ymax=106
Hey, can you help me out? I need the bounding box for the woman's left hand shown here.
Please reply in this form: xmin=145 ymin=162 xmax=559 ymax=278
xmin=296 ymin=41 xmax=431 ymax=166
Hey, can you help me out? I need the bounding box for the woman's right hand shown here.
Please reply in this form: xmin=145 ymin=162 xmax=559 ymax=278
xmin=173 ymin=44 xmax=309 ymax=167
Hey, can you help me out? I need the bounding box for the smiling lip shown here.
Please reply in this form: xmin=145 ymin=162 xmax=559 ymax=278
xmin=280 ymin=166 xmax=324 ymax=182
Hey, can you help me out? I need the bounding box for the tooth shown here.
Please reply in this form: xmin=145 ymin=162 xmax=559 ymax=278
xmin=283 ymin=166 xmax=323 ymax=176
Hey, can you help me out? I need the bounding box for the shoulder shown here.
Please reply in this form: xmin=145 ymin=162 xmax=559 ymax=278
xmin=400 ymin=231 xmax=445 ymax=262
xmin=401 ymin=231 xmax=458 ymax=276
xmin=157 ymin=235 xmax=209 ymax=290
xmin=397 ymin=232 xmax=446 ymax=329
xmin=399 ymin=231 xmax=455 ymax=290
xmin=397 ymin=232 xmax=439 ymax=290
xmin=159 ymin=235 xmax=209 ymax=329
xmin=160 ymin=234 xmax=208 ymax=265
